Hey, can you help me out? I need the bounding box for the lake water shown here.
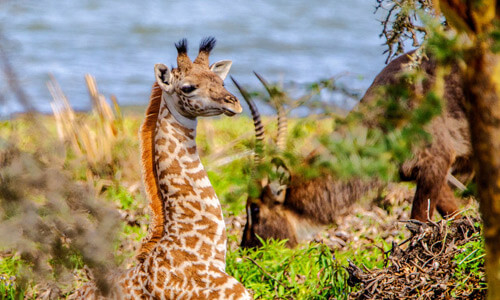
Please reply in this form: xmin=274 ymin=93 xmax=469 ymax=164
xmin=0 ymin=0 xmax=391 ymax=116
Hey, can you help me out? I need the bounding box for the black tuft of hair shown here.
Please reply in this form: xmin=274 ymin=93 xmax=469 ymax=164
xmin=199 ymin=36 xmax=216 ymax=53
xmin=175 ymin=38 xmax=188 ymax=54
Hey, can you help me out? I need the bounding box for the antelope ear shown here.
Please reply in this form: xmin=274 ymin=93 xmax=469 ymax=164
xmin=210 ymin=60 xmax=232 ymax=80
xmin=277 ymin=165 xmax=291 ymax=186
xmin=260 ymin=177 xmax=269 ymax=188
xmin=154 ymin=64 xmax=173 ymax=92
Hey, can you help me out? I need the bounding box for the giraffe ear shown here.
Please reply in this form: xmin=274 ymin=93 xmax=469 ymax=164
xmin=154 ymin=64 xmax=173 ymax=92
xmin=210 ymin=60 xmax=232 ymax=80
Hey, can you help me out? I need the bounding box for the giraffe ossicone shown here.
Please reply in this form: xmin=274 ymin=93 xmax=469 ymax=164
xmin=71 ymin=37 xmax=251 ymax=300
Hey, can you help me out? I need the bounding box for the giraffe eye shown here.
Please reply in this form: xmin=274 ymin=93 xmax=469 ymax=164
xmin=180 ymin=85 xmax=197 ymax=94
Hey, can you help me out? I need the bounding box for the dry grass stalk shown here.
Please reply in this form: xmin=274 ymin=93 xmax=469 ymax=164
xmin=49 ymin=74 xmax=121 ymax=170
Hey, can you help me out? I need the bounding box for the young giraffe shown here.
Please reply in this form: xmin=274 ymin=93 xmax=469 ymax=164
xmin=71 ymin=37 xmax=251 ymax=299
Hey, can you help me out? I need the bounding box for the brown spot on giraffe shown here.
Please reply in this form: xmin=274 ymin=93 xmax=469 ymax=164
xmin=177 ymin=147 xmax=187 ymax=158
xmin=187 ymin=146 xmax=197 ymax=155
xmin=169 ymin=159 xmax=183 ymax=176
xmin=209 ymin=273 xmax=229 ymax=287
xmin=183 ymin=235 xmax=199 ymax=249
xmin=156 ymin=151 xmax=169 ymax=163
xmin=196 ymin=216 xmax=220 ymax=240
xmin=190 ymin=201 xmax=201 ymax=211
xmin=199 ymin=186 xmax=216 ymax=199
xmin=179 ymin=205 xmax=197 ymax=219
xmin=172 ymin=131 xmax=188 ymax=143
xmin=169 ymin=249 xmax=198 ymax=267
xmin=205 ymin=203 xmax=223 ymax=219
xmin=184 ymin=160 xmax=200 ymax=169
xmin=225 ymin=283 xmax=249 ymax=299
xmin=170 ymin=178 xmax=197 ymax=198
xmin=156 ymin=137 xmax=167 ymax=146
xmin=177 ymin=221 xmax=194 ymax=235
xmin=156 ymin=271 xmax=166 ymax=288
xmin=198 ymin=242 xmax=212 ymax=260
xmin=187 ymin=169 xmax=208 ymax=181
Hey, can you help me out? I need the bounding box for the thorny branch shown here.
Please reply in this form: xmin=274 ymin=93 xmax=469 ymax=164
xmin=375 ymin=0 xmax=435 ymax=63
xmin=347 ymin=216 xmax=485 ymax=299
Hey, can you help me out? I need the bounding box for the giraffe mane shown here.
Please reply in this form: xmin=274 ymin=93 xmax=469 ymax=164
xmin=138 ymin=82 xmax=165 ymax=259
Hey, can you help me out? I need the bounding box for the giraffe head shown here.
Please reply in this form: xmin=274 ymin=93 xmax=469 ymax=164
xmin=154 ymin=37 xmax=242 ymax=118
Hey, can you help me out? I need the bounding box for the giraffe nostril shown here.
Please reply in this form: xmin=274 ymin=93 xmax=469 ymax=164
xmin=223 ymin=96 xmax=235 ymax=104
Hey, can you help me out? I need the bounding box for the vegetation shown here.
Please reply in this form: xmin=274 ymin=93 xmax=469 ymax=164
xmin=228 ymin=239 xmax=349 ymax=299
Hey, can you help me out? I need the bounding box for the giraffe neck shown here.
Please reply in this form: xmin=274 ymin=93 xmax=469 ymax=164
xmin=154 ymin=91 xmax=227 ymax=268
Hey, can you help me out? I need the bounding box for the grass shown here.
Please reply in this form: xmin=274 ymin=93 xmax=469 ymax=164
xmin=0 ymin=256 xmax=25 ymax=300
xmin=452 ymin=232 xmax=486 ymax=296
xmin=227 ymin=239 xmax=351 ymax=299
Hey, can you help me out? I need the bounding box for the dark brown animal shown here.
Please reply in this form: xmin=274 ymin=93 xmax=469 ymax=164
xmin=242 ymin=173 xmax=377 ymax=248
xmin=360 ymin=50 xmax=471 ymax=221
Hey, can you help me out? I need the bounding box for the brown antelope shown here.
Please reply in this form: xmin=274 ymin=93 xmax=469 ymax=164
xmin=233 ymin=74 xmax=378 ymax=248
xmin=236 ymin=50 xmax=471 ymax=248
xmin=71 ymin=38 xmax=251 ymax=299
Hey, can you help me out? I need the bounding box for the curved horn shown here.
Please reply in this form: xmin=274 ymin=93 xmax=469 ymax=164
xmin=276 ymin=101 xmax=287 ymax=152
xmin=254 ymin=72 xmax=287 ymax=152
xmin=194 ymin=36 xmax=216 ymax=67
xmin=231 ymin=76 xmax=265 ymax=165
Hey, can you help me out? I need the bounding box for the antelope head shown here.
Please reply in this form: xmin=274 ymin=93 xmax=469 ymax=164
xmin=232 ymin=74 xmax=296 ymax=248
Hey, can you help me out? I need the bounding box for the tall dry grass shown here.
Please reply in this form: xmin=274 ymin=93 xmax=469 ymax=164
xmin=49 ymin=74 xmax=122 ymax=174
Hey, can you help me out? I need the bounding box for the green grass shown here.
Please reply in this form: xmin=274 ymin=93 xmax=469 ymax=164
xmin=227 ymin=238 xmax=352 ymax=299
xmin=0 ymin=256 xmax=25 ymax=300
xmin=452 ymin=232 xmax=486 ymax=295
xmin=105 ymin=185 xmax=137 ymax=211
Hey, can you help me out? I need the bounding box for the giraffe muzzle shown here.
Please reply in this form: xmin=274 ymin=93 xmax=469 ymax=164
xmin=222 ymin=96 xmax=242 ymax=116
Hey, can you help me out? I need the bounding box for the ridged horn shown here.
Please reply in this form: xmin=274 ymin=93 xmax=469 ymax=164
xmin=254 ymin=72 xmax=287 ymax=152
xmin=276 ymin=101 xmax=287 ymax=151
xmin=231 ymin=76 xmax=265 ymax=165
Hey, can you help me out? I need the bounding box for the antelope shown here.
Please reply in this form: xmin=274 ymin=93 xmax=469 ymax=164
xmin=233 ymin=74 xmax=378 ymax=248
xmin=71 ymin=37 xmax=251 ymax=299
xmin=236 ymin=50 xmax=471 ymax=248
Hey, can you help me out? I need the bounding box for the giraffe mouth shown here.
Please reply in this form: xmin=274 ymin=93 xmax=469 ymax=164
xmin=223 ymin=108 xmax=237 ymax=116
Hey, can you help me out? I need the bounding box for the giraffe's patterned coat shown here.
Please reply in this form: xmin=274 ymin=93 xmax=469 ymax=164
xmin=70 ymin=37 xmax=251 ymax=299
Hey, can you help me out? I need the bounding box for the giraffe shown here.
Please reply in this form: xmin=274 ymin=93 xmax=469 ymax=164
xmin=70 ymin=37 xmax=252 ymax=299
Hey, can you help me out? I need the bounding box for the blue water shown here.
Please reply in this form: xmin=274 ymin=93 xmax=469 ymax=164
xmin=0 ymin=0 xmax=390 ymax=116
